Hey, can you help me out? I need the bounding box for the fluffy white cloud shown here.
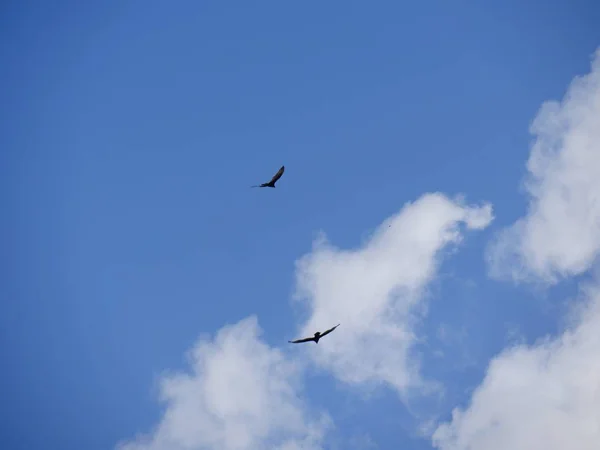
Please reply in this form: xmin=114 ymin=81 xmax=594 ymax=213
xmin=432 ymin=52 xmax=600 ymax=449
xmin=292 ymin=193 xmax=494 ymax=394
xmin=487 ymin=47 xmax=600 ymax=284
xmin=432 ymin=282 xmax=600 ymax=450
xmin=116 ymin=316 xmax=330 ymax=450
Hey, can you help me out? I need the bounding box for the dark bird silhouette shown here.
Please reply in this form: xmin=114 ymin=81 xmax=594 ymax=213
xmin=288 ymin=324 xmax=340 ymax=344
xmin=251 ymin=165 xmax=285 ymax=188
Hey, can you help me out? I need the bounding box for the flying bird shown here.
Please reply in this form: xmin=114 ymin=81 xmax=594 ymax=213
xmin=251 ymin=165 xmax=285 ymax=188
xmin=288 ymin=324 xmax=340 ymax=344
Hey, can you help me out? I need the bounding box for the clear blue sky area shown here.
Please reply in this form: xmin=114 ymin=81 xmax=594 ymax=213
xmin=2 ymin=1 xmax=599 ymax=449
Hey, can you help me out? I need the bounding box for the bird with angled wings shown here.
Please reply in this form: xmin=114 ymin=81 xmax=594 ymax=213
xmin=288 ymin=324 xmax=340 ymax=344
xmin=251 ymin=165 xmax=285 ymax=188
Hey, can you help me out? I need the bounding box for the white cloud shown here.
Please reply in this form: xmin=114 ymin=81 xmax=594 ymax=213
xmin=432 ymin=51 xmax=600 ymax=450
xmin=116 ymin=316 xmax=330 ymax=450
xmin=292 ymin=193 xmax=494 ymax=394
xmin=432 ymin=282 xmax=600 ymax=450
xmin=487 ymin=47 xmax=600 ymax=284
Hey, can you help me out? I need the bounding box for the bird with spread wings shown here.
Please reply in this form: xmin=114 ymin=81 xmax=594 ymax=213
xmin=288 ymin=324 xmax=340 ymax=344
xmin=251 ymin=165 xmax=285 ymax=188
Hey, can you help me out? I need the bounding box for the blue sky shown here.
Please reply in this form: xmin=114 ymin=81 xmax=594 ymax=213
xmin=2 ymin=1 xmax=600 ymax=449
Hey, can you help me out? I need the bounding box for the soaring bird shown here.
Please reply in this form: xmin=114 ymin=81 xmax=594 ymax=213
xmin=251 ymin=165 xmax=285 ymax=188
xmin=288 ymin=324 xmax=340 ymax=344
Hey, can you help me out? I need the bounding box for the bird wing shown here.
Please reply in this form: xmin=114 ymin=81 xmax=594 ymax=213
xmin=268 ymin=165 xmax=285 ymax=184
xmin=288 ymin=336 xmax=314 ymax=344
xmin=319 ymin=323 xmax=340 ymax=338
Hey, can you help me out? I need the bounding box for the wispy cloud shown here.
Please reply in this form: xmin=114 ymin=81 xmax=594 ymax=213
xmin=116 ymin=317 xmax=330 ymax=450
xmin=292 ymin=193 xmax=494 ymax=395
xmin=432 ymin=281 xmax=600 ymax=450
xmin=487 ymin=48 xmax=600 ymax=285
